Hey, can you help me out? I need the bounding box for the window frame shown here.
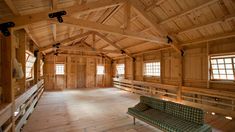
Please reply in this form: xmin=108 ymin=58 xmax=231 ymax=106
xmin=97 ymin=65 xmax=105 ymax=75
xmin=55 ymin=64 xmax=65 ymax=75
xmin=143 ymin=61 xmax=161 ymax=77
xmin=210 ymin=55 xmax=235 ymax=81
xmin=40 ymin=59 xmax=44 ymax=77
xmin=25 ymin=51 xmax=36 ymax=80
xmin=116 ymin=64 xmax=125 ymax=75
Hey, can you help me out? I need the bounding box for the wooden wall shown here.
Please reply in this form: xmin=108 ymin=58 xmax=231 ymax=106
xmin=113 ymin=38 xmax=235 ymax=92
xmin=0 ymin=38 xmax=2 ymax=103
xmin=44 ymin=55 xmax=112 ymax=90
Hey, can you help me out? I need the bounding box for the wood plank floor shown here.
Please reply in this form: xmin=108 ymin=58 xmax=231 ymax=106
xmin=22 ymin=88 xmax=235 ymax=132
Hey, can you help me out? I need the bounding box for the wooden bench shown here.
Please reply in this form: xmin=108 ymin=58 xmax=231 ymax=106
xmin=127 ymin=96 xmax=212 ymax=132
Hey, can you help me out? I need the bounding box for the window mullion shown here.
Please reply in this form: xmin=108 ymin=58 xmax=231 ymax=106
xmin=232 ymin=58 xmax=235 ymax=81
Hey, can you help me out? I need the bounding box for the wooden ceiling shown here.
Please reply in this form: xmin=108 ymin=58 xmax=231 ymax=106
xmin=0 ymin=0 xmax=235 ymax=58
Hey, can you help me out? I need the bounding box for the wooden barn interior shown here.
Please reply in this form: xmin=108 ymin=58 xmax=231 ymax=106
xmin=0 ymin=0 xmax=235 ymax=131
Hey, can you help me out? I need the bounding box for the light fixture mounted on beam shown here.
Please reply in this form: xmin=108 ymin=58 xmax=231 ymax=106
xmin=48 ymin=11 xmax=67 ymax=23
xmin=52 ymin=43 xmax=60 ymax=48
xmin=0 ymin=22 xmax=15 ymax=36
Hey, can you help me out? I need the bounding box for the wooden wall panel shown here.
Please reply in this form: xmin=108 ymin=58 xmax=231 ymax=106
xmin=113 ymin=37 xmax=235 ymax=92
xmin=44 ymin=55 xmax=112 ymax=90
xmin=86 ymin=58 xmax=95 ymax=88
xmin=0 ymin=38 xmax=2 ymax=103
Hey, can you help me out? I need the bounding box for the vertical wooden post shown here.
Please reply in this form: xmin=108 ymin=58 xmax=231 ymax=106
xmin=207 ymin=42 xmax=210 ymax=89
xmin=177 ymin=53 xmax=183 ymax=101
xmin=160 ymin=51 xmax=163 ymax=84
xmin=17 ymin=30 xmax=26 ymax=94
xmin=141 ymin=54 xmax=144 ymax=81
xmin=124 ymin=1 xmax=131 ymax=30
xmin=53 ymin=55 xmax=56 ymax=90
xmin=2 ymin=29 xmax=16 ymax=132
xmin=34 ymin=51 xmax=41 ymax=84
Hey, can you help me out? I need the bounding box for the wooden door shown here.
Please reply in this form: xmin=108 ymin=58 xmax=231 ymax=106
xmin=77 ymin=64 xmax=86 ymax=88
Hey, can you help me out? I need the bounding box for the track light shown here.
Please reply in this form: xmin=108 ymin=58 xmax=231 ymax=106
xmin=0 ymin=22 xmax=15 ymax=36
xmin=48 ymin=11 xmax=67 ymax=23
xmin=167 ymin=36 xmax=173 ymax=43
xmin=52 ymin=43 xmax=60 ymax=48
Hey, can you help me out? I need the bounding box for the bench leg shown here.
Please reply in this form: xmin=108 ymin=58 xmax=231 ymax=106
xmin=133 ymin=117 xmax=135 ymax=125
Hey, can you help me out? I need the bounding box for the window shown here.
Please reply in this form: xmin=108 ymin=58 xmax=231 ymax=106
xmin=56 ymin=64 xmax=64 ymax=75
xmin=97 ymin=65 xmax=104 ymax=75
xmin=210 ymin=55 xmax=235 ymax=80
xmin=40 ymin=60 xmax=44 ymax=76
xmin=116 ymin=64 xmax=125 ymax=75
xmin=25 ymin=52 xmax=36 ymax=79
xmin=144 ymin=61 xmax=160 ymax=76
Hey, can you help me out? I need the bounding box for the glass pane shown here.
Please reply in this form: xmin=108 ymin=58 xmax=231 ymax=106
xmin=220 ymin=75 xmax=227 ymax=79
xmin=226 ymin=64 xmax=232 ymax=69
xmin=218 ymin=64 xmax=225 ymax=69
xmin=213 ymin=70 xmax=218 ymax=74
xmin=227 ymin=70 xmax=233 ymax=74
xmin=213 ymin=75 xmax=219 ymax=79
xmin=227 ymin=75 xmax=234 ymax=80
xmin=211 ymin=59 xmax=217 ymax=64
xmin=212 ymin=65 xmax=218 ymax=69
xmin=225 ymin=58 xmax=232 ymax=63
xmin=219 ymin=70 xmax=226 ymax=74
xmin=217 ymin=59 xmax=224 ymax=64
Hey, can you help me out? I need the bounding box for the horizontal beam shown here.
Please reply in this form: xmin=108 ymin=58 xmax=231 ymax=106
xmin=57 ymin=17 xmax=169 ymax=45
xmin=4 ymin=0 xmax=20 ymax=16
xmin=178 ymin=14 xmax=235 ymax=34
xmin=181 ymin=31 xmax=235 ymax=46
xmin=39 ymin=31 xmax=92 ymax=51
xmin=59 ymin=46 xmax=122 ymax=54
xmin=95 ymin=32 xmax=132 ymax=57
xmin=0 ymin=0 xmax=125 ymax=28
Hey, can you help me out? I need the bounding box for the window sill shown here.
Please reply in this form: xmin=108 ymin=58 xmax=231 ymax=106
xmin=144 ymin=75 xmax=160 ymax=78
xmin=210 ymin=80 xmax=235 ymax=84
xmin=26 ymin=78 xmax=34 ymax=82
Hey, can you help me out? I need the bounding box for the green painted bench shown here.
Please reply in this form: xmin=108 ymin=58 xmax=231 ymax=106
xmin=127 ymin=96 xmax=212 ymax=132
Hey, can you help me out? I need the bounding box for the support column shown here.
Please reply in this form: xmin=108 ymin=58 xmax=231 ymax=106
xmin=2 ymin=29 xmax=16 ymax=132
xmin=177 ymin=53 xmax=183 ymax=101
xmin=17 ymin=30 xmax=26 ymax=94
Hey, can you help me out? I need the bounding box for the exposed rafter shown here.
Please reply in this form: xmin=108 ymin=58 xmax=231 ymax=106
xmin=95 ymin=32 xmax=132 ymax=58
xmin=129 ymin=0 xmax=167 ymax=36
xmin=24 ymin=27 xmax=40 ymax=48
xmin=129 ymin=0 xmax=182 ymax=53
xmin=178 ymin=14 xmax=235 ymax=35
xmin=0 ymin=0 xmax=125 ymax=28
xmin=159 ymin=0 xmax=218 ymax=25
xmin=145 ymin=0 xmax=165 ymax=11
xmin=181 ymin=31 xmax=235 ymax=46
xmin=40 ymin=31 xmax=92 ymax=51
xmin=124 ymin=1 xmax=131 ymax=29
xmin=51 ymin=0 xmax=58 ymax=10
xmin=4 ymin=0 xmax=20 ymax=16
xmin=58 ymin=17 xmax=169 ymax=45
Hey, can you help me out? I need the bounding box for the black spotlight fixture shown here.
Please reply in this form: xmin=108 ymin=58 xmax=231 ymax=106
xmin=121 ymin=50 xmax=126 ymax=54
xmin=167 ymin=35 xmax=173 ymax=44
xmin=34 ymin=50 xmax=39 ymax=57
xmin=132 ymin=57 xmax=136 ymax=62
xmin=48 ymin=11 xmax=67 ymax=23
xmin=52 ymin=43 xmax=60 ymax=48
xmin=54 ymin=52 xmax=59 ymax=56
xmin=0 ymin=22 xmax=15 ymax=36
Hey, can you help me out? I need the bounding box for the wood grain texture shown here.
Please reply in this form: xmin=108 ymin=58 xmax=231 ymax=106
xmin=22 ymin=88 xmax=235 ymax=132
